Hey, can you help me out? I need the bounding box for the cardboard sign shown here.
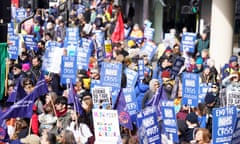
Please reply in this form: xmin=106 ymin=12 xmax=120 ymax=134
xmin=92 ymin=109 xmax=121 ymax=144
xmin=124 ymin=68 xmax=138 ymax=88
xmin=8 ymin=35 xmax=19 ymax=60
xmin=181 ymin=32 xmax=196 ymax=53
xmin=60 ymin=56 xmax=77 ymax=84
xmin=92 ymin=87 xmax=111 ymax=109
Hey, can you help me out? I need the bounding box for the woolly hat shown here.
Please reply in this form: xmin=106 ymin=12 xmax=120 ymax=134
xmin=196 ymin=57 xmax=203 ymax=65
xmin=161 ymin=70 xmax=171 ymax=78
xmin=204 ymin=92 xmax=217 ymax=104
xmin=229 ymin=55 xmax=238 ymax=63
xmin=13 ymin=63 xmax=22 ymax=70
xmin=22 ymin=63 xmax=30 ymax=71
xmin=186 ymin=112 xmax=198 ymax=124
xmin=165 ymin=46 xmax=173 ymax=53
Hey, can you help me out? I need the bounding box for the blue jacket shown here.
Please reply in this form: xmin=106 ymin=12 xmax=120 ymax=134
xmin=135 ymin=81 xmax=149 ymax=110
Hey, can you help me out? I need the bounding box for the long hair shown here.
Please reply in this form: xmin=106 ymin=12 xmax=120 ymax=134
xmin=62 ymin=130 xmax=76 ymax=144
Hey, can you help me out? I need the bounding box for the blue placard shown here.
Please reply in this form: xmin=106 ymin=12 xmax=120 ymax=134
xmin=182 ymin=72 xmax=199 ymax=107
xmin=75 ymin=4 xmax=85 ymax=15
xmin=138 ymin=60 xmax=144 ymax=80
xmin=76 ymin=47 xmax=91 ymax=70
xmin=137 ymin=107 xmax=161 ymax=144
xmin=144 ymin=27 xmax=155 ymax=41
xmin=140 ymin=41 xmax=157 ymax=60
xmin=8 ymin=35 xmax=19 ymax=60
xmin=123 ymin=87 xmax=139 ymax=122
xmin=8 ymin=22 xmax=14 ymax=37
xmin=124 ymin=68 xmax=138 ymax=88
xmin=212 ymin=106 xmax=237 ymax=144
xmin=171 ymin=56 xmax=185 ymax=78
xmin=96 ymin=46 xmax=104 ymax=67
xmin=181 ymin=32 xmax=196 ymax=53
xmin=16 ymin=8 xmax=26 ymax=23
xmin=94 ymin=29 xmax=105 ymax=47
xmin=232 ymin=111 xmax=240 ymax=144
xmin=23 ymin=35 xmax=38 ymax=51
xmin=161 ymin=104 xmax=179 ymax=143
xmin=65 ymin=27 xmax=80 ymax=56
xmin=60 ymin=56 xmax=77 ymax=84
xmin=100 ymin=62 xmax=122 ymax=89
xmin=198 ymin=83 xmax=212 ymax=103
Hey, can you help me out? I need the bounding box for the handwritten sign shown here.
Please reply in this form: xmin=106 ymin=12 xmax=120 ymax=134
xmin=92 ymin=109 xmax=121 ymax=144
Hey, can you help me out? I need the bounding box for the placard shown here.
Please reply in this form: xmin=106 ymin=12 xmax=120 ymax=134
xmin=181 ymin=32 xmax=196 ymax=53
xmin=92 ymin=109 xmax=121 ymax=144
xmin=60 ymin=56 xmax=77 ymax=84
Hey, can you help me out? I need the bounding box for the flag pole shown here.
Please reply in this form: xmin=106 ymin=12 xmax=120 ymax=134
xmin=28 ymin=118 xmax=32 ymax=135
xmin=49 ymin=93 xmax=57 ymax=117
xmin=5 ymin=58 xmax=9 ymax=96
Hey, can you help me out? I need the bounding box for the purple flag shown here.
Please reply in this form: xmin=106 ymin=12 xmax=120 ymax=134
xmin=68 ymin=82 xmax=84 ymax=115
xmin=146 ymin=85 xmax=168 ymax=117
xmin=114 ymin=89 xmax=133 ymax=130
xmin=7 ymin=80 xmax=26 ymax=103
xmin=0 ymin=78 xmax=48 ymax=120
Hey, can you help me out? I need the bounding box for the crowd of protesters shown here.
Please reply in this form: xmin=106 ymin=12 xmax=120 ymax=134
xmin=0 ymin=0 xmax=239 ymax=144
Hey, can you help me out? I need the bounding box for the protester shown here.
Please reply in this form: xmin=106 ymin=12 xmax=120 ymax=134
xmin=2 ymin=1 xmax=239 ymax=143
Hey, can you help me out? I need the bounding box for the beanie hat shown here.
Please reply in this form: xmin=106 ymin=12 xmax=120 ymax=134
xmin=186 ymin=112 xmax=198 ymax=124
xmin=196 ymin=57 xmax=203 ymax=65
xmin=22 ymin=63 xmax=30 ymax=71
xmin=13 ymin=63 xmax=22 ymax=70
xmin=204 ymin=92 xmax=216 ymax=104
xmin=161 ymin=70 xmax=171 ymax=78
xmin=165 ymin=46 xmax=173 ymax=53
xmin=229 ymin=55 xmax=238 ymax=63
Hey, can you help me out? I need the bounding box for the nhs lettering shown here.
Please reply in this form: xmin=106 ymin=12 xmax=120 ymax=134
xmin=182 ymin=72 xmax=200 ymax=107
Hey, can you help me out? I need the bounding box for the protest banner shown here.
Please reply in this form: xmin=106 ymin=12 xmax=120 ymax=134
xmin=77 ymin=38 xmax=93 ymax=70
xmin=100 ymin=62 xmax=122 ymax=89
xmin=95 ymin=29 xmax=105 ymax=47
xmin=163 ymin=33 xmax=175 ymax=48
xmin=137 ymin=106 xmax=161 ymax=144
xmin=92 ymin=87 xmax=111 ymax=109
xmin=124 ymin=68 xmax=138 ymax=88
xmin=60 ymin=56 xmax=77 ymax=84
xmin=42 ymin=41 xmax=64 ymax=73
xmin=75 ymin=4 xmax=85 ymax=15
xmin=138 ymin=60 xmax=144 ymax=80
xmin=16 ymin=8 xmax=26 ymax=23
xmin=139 ymin=41 xmax=157 ymax=61
xmin=226 ymin=90 xmax=240 ymax=108
xmin=104 ymin=39 xmax=112 ymax=54
xmin=8 ymin=35 xmax=19 ymax=60
xmin=123 ymin=87 xmax=138 ymax=122
xmin=232 ymin=111 xmax=240 ymax=144
xmin=212 ymin=106 xmax=237 ymax=144
xmin=23 ymin=35 xmax=38 ymax=51
xmin=171 ymin=56 xmax=185 ymax=78
xmin=161 ymin=103 xmax=179 ymax=143
xmin=181 ymin=32 xmax=196 ymax=53
xmin=96 ymin=46 xmax=104 ymax=67
xmin=92 ymin=109 xmax=121 ymax=144
xmin=198 ymin=83 xmax=212 ymax=103
xmin=100 ymin=62 xmax=122 ymax=106
xmin=64 ymin=27 xmax=79 ymax=56
xmin=144 ymin=27 xmax=155 ymax=41
xmin=182 ymin=72 xmax=200 ymax=107
xmin=8 ymin=22 xmax=14 ymax=37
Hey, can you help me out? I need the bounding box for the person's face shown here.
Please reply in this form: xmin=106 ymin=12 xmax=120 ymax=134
xmin=201 ymin=33 xmax=207 ymax=40
xmin=7 ymin=86 xmax=14 ymax=96
xmin=154 ymin=82 xmax=160 ymax=90
xmin=24 ymin=84 xmax=33 ymax=94
xmin=161 ymin=59 xmax=169 ymax=68
xmin=204 ymin=68 xmax=210 ymax=75
xmin=32 ymin=58 xmax=40 ymax=67
xmin=12 ymin=67 xmax=21 ymax=75
xmin=231 ymin=61 xmax=238 ymax=67
xmin=55 ymin=103 xmax=65 ymax=111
